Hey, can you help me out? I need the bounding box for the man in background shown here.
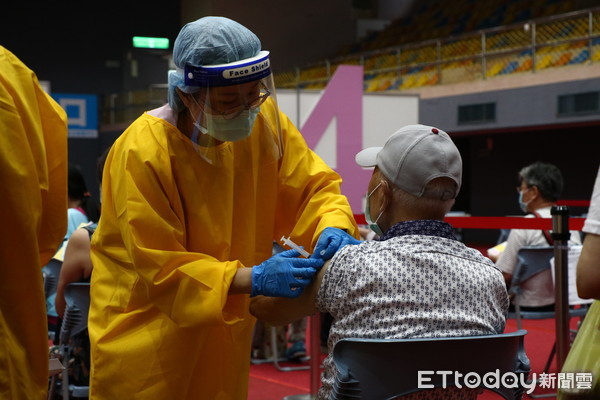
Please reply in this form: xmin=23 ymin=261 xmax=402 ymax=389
xmin=495 ymin=161 xmax=581 ymax=311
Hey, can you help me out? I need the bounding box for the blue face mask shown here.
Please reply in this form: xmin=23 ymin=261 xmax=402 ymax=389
xmin=365 ymin=182 xmax=384 ymax=237
xmin=518 ymin=190 xmax=530 ymax=213
xmin=193 ymin=107 xmax=260 ymax=142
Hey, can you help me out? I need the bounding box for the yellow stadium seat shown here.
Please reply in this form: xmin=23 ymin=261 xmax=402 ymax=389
xmin=487 ymin=62 xmax=504 ymax=78
xmin=536 ymin=54 xmax=554 ymax=70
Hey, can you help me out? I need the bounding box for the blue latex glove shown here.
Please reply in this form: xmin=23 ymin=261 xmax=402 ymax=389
xmin=251 ymin=249 xmax=324 ymax=298
xmin=311 ymin=227 xmax=361 ymax=261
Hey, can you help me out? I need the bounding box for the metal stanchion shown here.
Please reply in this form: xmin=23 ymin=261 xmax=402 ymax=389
xmin=551 ymin=205 xmax=570 ymax=372
xmin=283 ymin=313 xmax=321 ymax=400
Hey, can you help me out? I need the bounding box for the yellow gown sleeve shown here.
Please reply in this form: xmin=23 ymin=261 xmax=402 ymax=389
xmin=275 ymin=111 xmax=359 ymax=251
xmin=35 ymin=81 xmax=70 ymax=265
xmin=0 ymin=46 xmax=68 ymax=400
xmin=103 ymin=135 xmax=242 ymax=327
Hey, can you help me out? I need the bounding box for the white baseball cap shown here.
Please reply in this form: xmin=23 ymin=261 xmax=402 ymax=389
xmin=355 ymin=124 xmax=462 ymax=199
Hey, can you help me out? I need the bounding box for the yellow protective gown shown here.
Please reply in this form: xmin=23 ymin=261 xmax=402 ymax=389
xmin=89 ymin=100 xmax=358 ymax=399
xmin=0 ymin=46 xmax=68 ymax=400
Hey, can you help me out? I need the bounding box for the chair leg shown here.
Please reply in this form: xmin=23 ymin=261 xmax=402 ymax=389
xmin=537 ymin=320 xmax=586 ymax=377
xmin=514 ymin=301 xmax=523 ymax=330
xmin=543 ymin=342 xmax=556 ymax=373
xmin=528 ymin=342 xmax=557 ymax=398
xmin=516 ymin=316 xmax=523 ymax=331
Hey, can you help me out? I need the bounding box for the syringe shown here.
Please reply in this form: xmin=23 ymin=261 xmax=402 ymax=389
xmin=280 ymin=236 xmax=311 ymax=258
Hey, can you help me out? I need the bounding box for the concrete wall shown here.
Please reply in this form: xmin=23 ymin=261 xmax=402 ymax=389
xmin=420 ymin=77 xmax=600 ymax=133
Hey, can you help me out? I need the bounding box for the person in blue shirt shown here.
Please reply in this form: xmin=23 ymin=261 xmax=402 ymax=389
xmin=65 ymin=163 xmax=100 ymax=241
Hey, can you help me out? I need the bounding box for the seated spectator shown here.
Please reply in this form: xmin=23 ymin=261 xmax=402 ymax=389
xmin=55 ymin=148 xmax=108 ymax=318
xmin=251 ymin=124 xmax=509 ymax=400
xmin=53 ymin=147 xmax=109 ymax=387
xmin=65 ymin=163 xmax=100 ymax=242
xmin=47 ymin=163 xmax=101 ymax=335
xmin=54 ymin=224 xmax=95 ymax=319
xmin=495 ymin=162 xmax=581 ymax=311
xmin=53 ymin=223 xmax=95 ymax=387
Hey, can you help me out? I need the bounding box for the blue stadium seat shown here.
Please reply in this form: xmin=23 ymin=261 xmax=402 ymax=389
xmin=500 ymin=60 xmax=519 ymax=75
xmin=569 ymin=49 xmax=589 ymax=64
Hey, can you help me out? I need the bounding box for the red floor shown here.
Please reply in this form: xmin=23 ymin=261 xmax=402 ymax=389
xmin=248 ymin=317 xmax=575 ymax=399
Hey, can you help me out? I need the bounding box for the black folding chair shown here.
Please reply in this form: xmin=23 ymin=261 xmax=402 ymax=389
xmin=331 ymin=330 xmax=530 ymax=400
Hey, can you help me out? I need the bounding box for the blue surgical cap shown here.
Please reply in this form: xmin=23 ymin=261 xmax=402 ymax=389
xmin=168 ymin=16 xmax=262 ymax=112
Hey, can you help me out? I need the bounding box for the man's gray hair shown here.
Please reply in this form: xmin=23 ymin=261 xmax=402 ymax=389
xmin=519 ymin=162 xmax=563 ymax=202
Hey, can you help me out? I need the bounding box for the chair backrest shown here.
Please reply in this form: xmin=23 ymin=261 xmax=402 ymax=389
xmin=549 ymin=245 xmax=593 ymax=306
xmin=42 ymin=259 xmax=63 ymax=299
xmin=59 ymin=282 xmax=90 ymax=344
xmin=331 ymin=330 xmax=530 ymax=400
xmin=511 ymin=246 xmax=554 ymax=288
xmin=510 ymin=246 xmax=592 ymax=309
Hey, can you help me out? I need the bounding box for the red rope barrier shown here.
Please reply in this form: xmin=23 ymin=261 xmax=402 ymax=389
xmin=353 ymin=214 xmax=586 ymax=231
xmin=557 ymin=200 xmax=590 ymax=207
xmin=444 ymin=216 xmax=585 ymax=231
xmin=354 ymin=214 xmax=366 ymax=225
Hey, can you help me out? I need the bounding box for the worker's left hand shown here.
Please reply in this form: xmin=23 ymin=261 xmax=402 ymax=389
xmin=251 ymin=249 xmax=323 ymax=298
xmin=311 ymin=227 xmax=361 ymax=261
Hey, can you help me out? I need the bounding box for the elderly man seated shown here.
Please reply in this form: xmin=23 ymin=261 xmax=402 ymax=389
xmin=251 ymin=124 xmax=509 ymax=400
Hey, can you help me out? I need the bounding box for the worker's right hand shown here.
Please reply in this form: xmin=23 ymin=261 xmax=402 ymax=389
xmin=251 ymin=249 xmax=323 ymax=298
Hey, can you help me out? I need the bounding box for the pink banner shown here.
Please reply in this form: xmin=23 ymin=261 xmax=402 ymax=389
xmin=301 ymin=65 xmax=371 ymax=212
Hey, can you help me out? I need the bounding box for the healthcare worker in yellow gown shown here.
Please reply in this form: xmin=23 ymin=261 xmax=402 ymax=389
xmin=89 ymin=17 xmax=360 ymax=399
xmin=0 ymin=46 xmax=68 ymax=399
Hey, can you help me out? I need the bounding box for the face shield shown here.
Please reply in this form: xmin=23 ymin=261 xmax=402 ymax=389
xmin=181 ymin=51 xmax=283 ymax=166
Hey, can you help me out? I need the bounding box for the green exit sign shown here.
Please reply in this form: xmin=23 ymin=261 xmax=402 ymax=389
xmin=132 ymin=36 xmax=170 ymax=49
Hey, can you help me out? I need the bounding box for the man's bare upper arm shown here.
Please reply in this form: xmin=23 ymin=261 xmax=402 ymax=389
xmin=576 ymin=233 xmax=600 ymax=299
xmin=249 ymin=260 xmax=329 ymax=326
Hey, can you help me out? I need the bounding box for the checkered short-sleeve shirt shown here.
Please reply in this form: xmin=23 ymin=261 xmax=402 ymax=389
xmin=315 ymin=220 xmax=509 ymax=400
